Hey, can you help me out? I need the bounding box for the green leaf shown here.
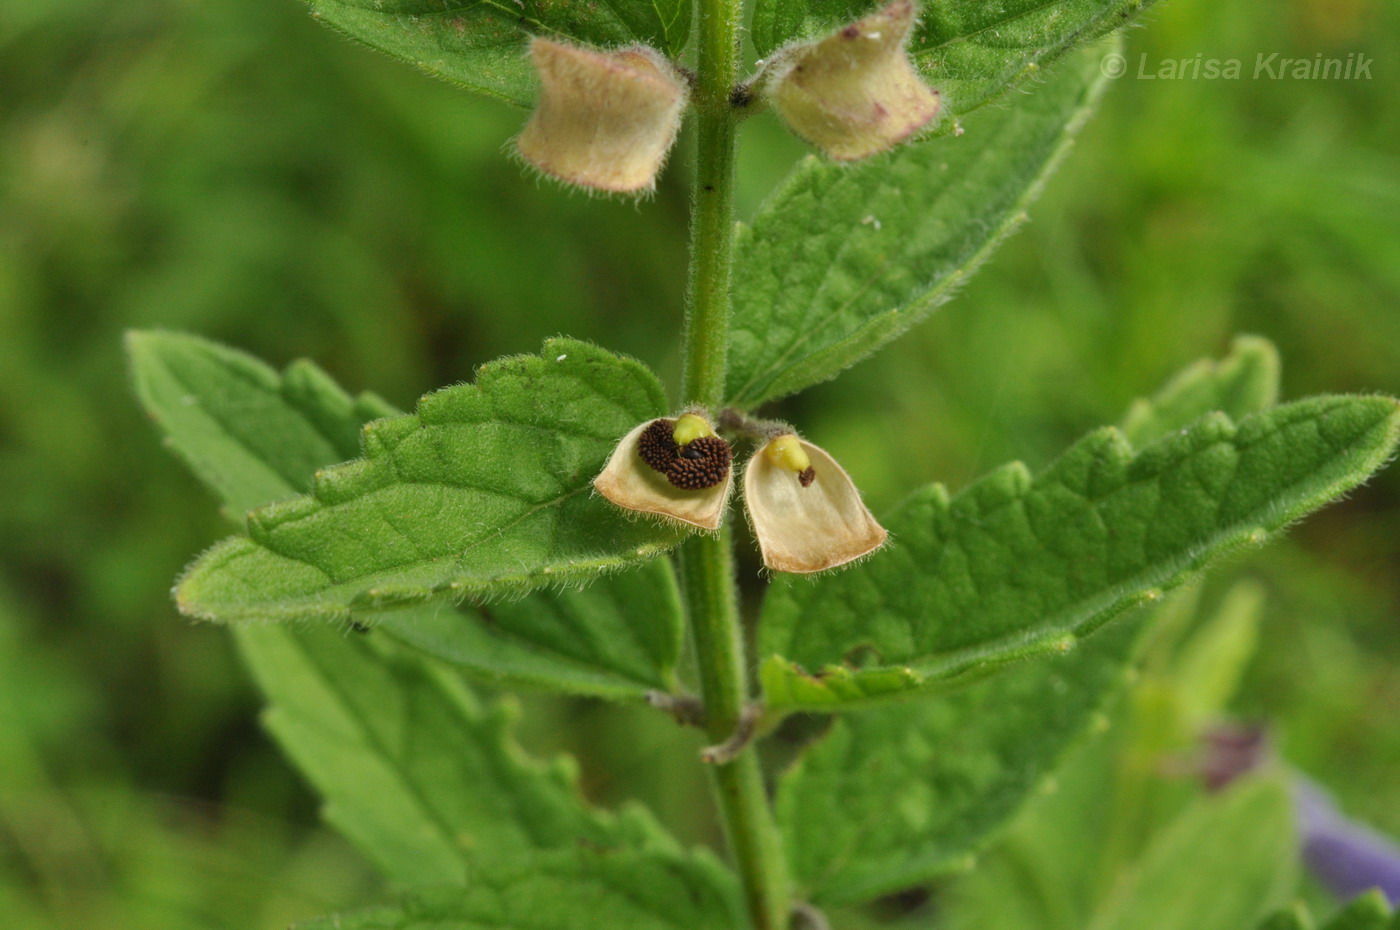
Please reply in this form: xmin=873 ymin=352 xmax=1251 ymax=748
xmin=1121 ymin=336 xmax=1281 ymax=447
xmin=759 ymin=395 xmax=1400 ymax=710
xmin=295 ymin=845 xmax=744 ymax=930
xmin=1318 ymin=892 xmax=1394 ymax=930
xmin=305 ymin=0 xmax=691 ymax=109
xmin=126 ymin=330 xmax=393 ymax=517
xmin=777 ymin=614 xmax=1144 ymax=905
xmin=938 ymin=573 xmax=1298 ymax=930
xmin=1089 ymin=776 xmax=1296 ymax=930
xmin=129 ymin=331 xmax=691 ymax=880
xmin=173 ymin=338 xmax=686 ymax=625
xmin=752 ymin=0 xmax=1154 ymax=119
xmin=377 ymin=557 xmax=684 ymax=698
xmin=935 ymin=584 xmax=1286 ymax=930
xmin=1170 ymin=580 xmax=1263 ymax=729
xmin=1258 ymin=905 xmax=1315 ymax=930
xmin=130 ymin=330 xmax=686 ymax=699
xmin=239 ymin=625 xmax=668 ymax=885
xmin=726 ymin=40 xmax=1110 ymax=408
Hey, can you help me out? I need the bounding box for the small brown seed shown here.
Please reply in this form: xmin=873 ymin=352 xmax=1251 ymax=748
xmin=635 ymin=418 xmax=733 ymax=490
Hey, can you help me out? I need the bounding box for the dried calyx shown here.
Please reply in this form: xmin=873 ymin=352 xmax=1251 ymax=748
xmin=515 ymin=39 xmax=689 ymax=194
xmin=596 ymin=412 xmax=888 ymax=570
xmin=762 ymin=0 xmax=940 ymax=161
xmin=593 ymin=413 xmax=734 ymax=530
xmin=745 ymin=432 xmax=887 ymax=573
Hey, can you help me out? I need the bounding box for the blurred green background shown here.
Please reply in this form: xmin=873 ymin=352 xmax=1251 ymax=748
xmin=1 ymin=0 xmax=1397 ymax=926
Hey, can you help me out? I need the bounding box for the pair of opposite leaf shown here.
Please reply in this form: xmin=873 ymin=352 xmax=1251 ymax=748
xmin=595 ymin=413 xmax=887 ymax=573
xmin=516 ymin=0 xmax=941 ymax=193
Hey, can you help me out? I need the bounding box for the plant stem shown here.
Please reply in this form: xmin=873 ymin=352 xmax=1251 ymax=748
xmin=681 ymin=0 xmax=741 ymax=408
xmin=679 ymin=530 xmax=790 ymax=930
xmin=678 ymin=1 xmax=789 ymax=925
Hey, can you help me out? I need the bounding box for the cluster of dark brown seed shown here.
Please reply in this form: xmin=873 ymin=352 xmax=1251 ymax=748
xmin=637 ymin=418 xmax=733 ymax=490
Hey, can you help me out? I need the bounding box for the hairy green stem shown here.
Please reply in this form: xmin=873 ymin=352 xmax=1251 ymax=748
xmin=681 ymin=0 xmax=741 ymax=408
xmin=677 ymin=0 xmax=790 ymax=924
xmin=679 ymin=530 xmax=789 ymax=930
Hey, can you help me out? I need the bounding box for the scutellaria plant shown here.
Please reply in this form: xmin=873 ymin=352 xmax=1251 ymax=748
xmin=127 ymin=0 xmax=1400 ymax=926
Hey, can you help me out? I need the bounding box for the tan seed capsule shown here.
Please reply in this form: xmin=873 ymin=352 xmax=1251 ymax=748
xmin=594 ymin=416 xmax=733 ymax=530
xmin=516 ymin=39 xmax=689 ymax=194
xmin=745 ymin=434 xmax=887 ymax=573
xmin=765 ymin=0 xmax=940 ymax=161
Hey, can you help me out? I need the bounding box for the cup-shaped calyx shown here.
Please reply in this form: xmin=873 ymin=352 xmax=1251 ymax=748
xmin=764 ymin=0 xmax=940 ymax=161
xmin=745 ymin=434 xmax=887 ymax=573
xmin=515 ymin=38 xmax=689 ymax=194
xmin=594 ymin=414 xmax=733 ymax=530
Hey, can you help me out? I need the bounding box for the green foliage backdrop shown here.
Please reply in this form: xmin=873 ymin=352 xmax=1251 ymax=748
xmin=1 ymin=0 xmax=1398 ymax=925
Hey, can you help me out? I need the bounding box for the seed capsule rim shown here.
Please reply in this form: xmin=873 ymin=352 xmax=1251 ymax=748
xmin=744 ymin=434 xmax=888 ymax=573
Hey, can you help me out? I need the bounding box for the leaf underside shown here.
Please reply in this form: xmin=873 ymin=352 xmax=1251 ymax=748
xmin=294 ymin=846 xmax=745 ymax=930
xmin=779 ymin=614 xmax=1145 ymax=905
xmin=239 ymin=624 xmax=670 ymax=885
xmin=126 ymin=329 xmax=394 ymax=517
xmin=1261 ymin=892 xmax=1398 ymax=930
xmin=760 ymin=394 xmax=1400 ymax=710
xmin=305 ymin=0 xmax=691 ymax=109
xmin=726 ymin=39 xmax=1111 ymax=408
xmin=377 ymin=556 xmax=684 ymax=698
xmin=174 ymin=338 xmax=687 ymax=626
xmin=1121 ymin=335 xmax=1281 ymax=448
xmin=1086 ymin=776 xmax=1297 ymax=930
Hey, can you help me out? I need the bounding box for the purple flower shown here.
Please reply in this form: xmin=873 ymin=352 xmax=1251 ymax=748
xmin=1294 ymin=777 xmax=1400 ymax=905
xmin=1197 ymin=724 xmax=1400 ymax=906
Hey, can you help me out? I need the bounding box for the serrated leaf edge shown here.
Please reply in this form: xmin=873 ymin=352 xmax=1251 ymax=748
xmin=174 ymin=338 xmax=678 ymax=624
xmin=764 ymin=395 xmax=1400 ymax=710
